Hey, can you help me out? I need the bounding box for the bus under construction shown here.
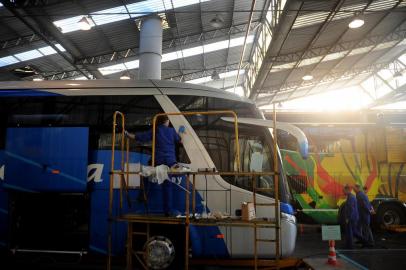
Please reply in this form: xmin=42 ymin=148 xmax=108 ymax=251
xmin=0 ymin=80 xmax=297 ymax=269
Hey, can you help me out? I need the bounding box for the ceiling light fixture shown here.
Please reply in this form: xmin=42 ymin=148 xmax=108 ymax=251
xmin=348 ymin=15 xmax=364 ymax=29
xmin=120 ymin=71 xmax=131 ymax=80
xmin=302 ymin=75 xmax=313 ymax=81
xmin=78 ymin=16 xmax=92 ymax=31
xmin=210 ymin=14 xmax=224 ymax=28
xmin=33 ymin=76 xmax=43 ymax=81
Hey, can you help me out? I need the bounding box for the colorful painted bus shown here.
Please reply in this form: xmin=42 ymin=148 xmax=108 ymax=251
xmin=280 ymin=126 xmax=406 ymax=227
xmin=0 ymin=80 xmax=296 ymax=268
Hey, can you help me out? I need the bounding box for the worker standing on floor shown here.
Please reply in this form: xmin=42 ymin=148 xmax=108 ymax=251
xmin=343 ymin=185 xmax=365 ymax=249
xmin=354 ymin=184 xmax=375 ymax=247
xmin=125 ymin=115 xmax=186 ymax=216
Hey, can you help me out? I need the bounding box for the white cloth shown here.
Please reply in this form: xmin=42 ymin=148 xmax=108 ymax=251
xmin=155 ymin=164 xmax=170 ymax=184
xmin=140 ymin=164 xmax=170 ymax=184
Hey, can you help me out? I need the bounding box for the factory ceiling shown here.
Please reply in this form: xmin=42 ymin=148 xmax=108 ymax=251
xmin=0 ymin=0 xmax=405 ymax=107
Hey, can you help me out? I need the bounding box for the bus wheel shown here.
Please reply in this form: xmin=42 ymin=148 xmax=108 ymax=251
xmin=143 ymin=236 xmax=176 ymax=269
xmin=377 ymin=204 xmax=406 ymax=227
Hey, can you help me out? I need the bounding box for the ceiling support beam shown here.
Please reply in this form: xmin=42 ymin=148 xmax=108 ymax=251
xmin=248 ymin=0 xmax=303 ymax=99
xmin=2 ymin=2 xmax=103 ymax=79
xmin=43 ymin=61 xmax=248 ymax=82
xmin=0 ymin=33 xmax=42 ymax=53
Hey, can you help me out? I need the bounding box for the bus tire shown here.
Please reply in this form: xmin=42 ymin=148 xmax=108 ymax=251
xmin=377 ymin=203 xmax=406 ymax=227
xmin=143 ymin=225 xmax=185 ymax=269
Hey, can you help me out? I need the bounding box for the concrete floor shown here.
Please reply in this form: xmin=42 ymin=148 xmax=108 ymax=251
xmin=1 ymin=225 xmax=405 ymax=269
xmin=295 ymin=224 xmax=406 ymax=270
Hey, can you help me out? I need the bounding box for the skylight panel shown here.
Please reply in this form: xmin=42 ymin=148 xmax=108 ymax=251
xmin=0 ymin=56 xmax=19 ymax=67
xmin=99 ymin=63 xmax=127 ymax=75
xmin=162 ymin=52 xmax=179 ymax=62
xmin=348 ymin=46 xmax=374 ymax=56
xmin=124 ymin=60 xmax=139 ymax=69
xmin=181 ymin=46 xmax=204 ymax=58
xmin=375 ymin=40 xmax=399 ymax=50
xmin=37 ymin=44 xmax=65 ymax=56
xmin=298 ymin=56 xmax=323 ymax=67
xmin=54 ymin=16 xmax=91 ymax=33
xmin=229 ymin=36 xmax=254 ymax=48
xmin=14 ymin=49 xmax=43 ymax=61
xmin=187 ymin=76 xmax=211 ymax=84
xmin=38 ymin=46 xmax=57 ymax=55
xmin=55 ymin=44 xmax=66 ymax=52
xmin=204 ymin=40 xmax=229 ymax=53
xmin=92 ymin=6 xmax=130 ymax=26
xmin=186 ymin=69 xmax=245 ymax=84
xmin=74 ymin=76 xmax=88 ymax=80
xmin=323 ymin=51 xmax=348 ymax=61
xmin=220 ymin=69 xmax=245 ymax=79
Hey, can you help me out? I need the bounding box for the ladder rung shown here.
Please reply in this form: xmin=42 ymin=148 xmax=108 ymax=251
xmin=255 ymin=224 xmax=278 ymax=228
xmin=255 ymin=239 xmax=276 ymax=243
xmin=254 ymin=188 xmax=274 ymax=191
xmin=255 ymin=203 xmax=276 ymax=206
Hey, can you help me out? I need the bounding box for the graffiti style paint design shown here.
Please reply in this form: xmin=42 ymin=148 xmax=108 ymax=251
xmin=281 ymin=129 xmax=406 ymax=224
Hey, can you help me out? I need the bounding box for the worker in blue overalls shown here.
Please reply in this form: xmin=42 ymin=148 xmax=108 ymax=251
xmin=125 ymin=115 xmax=186 ymax=216
xmin=343 ymin=185 xmax=365 ymax=249
xmin=354 ymin=184 xmax=375 ymax=247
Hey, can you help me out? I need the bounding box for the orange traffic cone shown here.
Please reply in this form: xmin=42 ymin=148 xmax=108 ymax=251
xmin=327 ymin=240 xmax=338 ymax=266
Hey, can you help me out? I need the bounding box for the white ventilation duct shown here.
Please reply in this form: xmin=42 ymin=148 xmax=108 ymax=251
xmin=138 ymin=15 xmax=163 ymax=80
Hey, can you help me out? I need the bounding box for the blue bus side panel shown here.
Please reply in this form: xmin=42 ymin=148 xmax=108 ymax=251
xmin=0 ymin=187 xmax=8 ymax=249
xmin=88 ymin=150 xmax=150 ymax=254
xmin=4 ymin=127 xmax=88 ymax=192
xmin=0 ymin=150 xmax=8 ymax=248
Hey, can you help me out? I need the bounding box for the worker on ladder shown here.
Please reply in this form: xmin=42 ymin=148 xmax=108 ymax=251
xmin=125 ymin=115 xmax=186 ymax=216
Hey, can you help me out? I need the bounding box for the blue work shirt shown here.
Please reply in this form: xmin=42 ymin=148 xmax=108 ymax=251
xmin=356 ymin=191 xmax=372 ymax=224
xmin=345 ymin=193 xmax=359 ymax=222
xmin=136 ymin=124 xmax=181 ymax=166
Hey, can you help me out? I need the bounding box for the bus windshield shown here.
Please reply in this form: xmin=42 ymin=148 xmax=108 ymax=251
xmin=169 ymin=95 xmax=291 ymax=203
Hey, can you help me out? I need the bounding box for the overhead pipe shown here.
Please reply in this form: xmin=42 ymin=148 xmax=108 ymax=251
xmin=138 ymin=15 xmax=163 ymax=80
xmin=233 ymin=0 xmax=256 ymax=96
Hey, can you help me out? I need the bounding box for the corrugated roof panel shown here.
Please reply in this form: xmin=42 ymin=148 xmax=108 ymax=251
xmin=367 ymin=0 xmax=399 ymax=11
xmin=91 ymin=6 xmax=130 ymax=25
